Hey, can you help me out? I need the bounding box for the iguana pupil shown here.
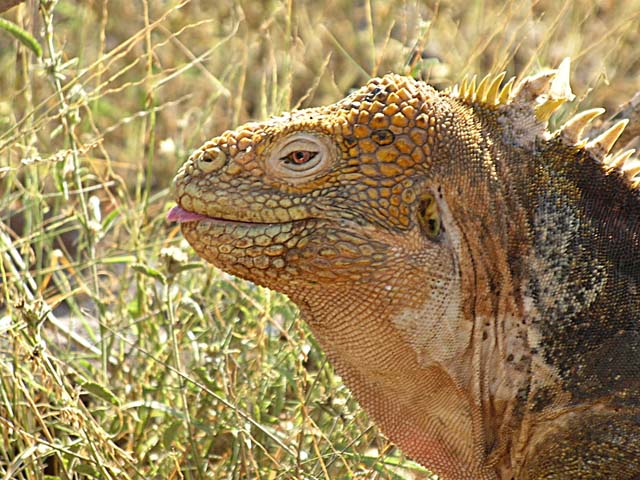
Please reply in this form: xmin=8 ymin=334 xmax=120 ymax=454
xmin=284 ymin=150 xmax=317 ymax=164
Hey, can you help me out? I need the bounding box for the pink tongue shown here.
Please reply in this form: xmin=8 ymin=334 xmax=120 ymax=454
xmin=167 ymin=205 xmax=208 ymax=223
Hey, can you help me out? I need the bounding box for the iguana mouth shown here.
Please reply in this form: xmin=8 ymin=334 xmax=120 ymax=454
xmin=167 ymin=205 xmax=209 ymax=223
xmin=167 ymin=205 xmax=290 ymax=225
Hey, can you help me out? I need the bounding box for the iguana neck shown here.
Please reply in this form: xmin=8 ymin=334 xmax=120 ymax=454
xmin=285 ymin=207 xmax=524 ymax=478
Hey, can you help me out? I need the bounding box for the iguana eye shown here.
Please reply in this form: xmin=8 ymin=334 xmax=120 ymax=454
xmin=282 ymin=150 xmax=318 ymax=165
xmin=267 ymin=133 xmax=335 ymax=183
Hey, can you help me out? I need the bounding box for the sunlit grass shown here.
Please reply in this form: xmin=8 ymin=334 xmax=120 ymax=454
xmin=1 ymin=0 xmax=639 ymax=478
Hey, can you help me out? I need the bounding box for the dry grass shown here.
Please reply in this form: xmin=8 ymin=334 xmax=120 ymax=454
xmin=0 ymin=1 xmax=639 ymax=478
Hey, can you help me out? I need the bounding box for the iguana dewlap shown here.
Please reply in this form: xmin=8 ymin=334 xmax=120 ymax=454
xmin=169 ymin=61 xmax=640 ymax=479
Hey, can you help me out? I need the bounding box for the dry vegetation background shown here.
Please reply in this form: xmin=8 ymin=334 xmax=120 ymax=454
xmin=0 ymin=0 xmax=639 ymax=478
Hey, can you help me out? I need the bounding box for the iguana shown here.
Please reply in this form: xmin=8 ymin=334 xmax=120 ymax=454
xmin=168 ymin=60 xmax=640 ymax=479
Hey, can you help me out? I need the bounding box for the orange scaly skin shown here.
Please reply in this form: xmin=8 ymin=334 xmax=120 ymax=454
xmin=170 ymin=68 xmax=640 ymax=478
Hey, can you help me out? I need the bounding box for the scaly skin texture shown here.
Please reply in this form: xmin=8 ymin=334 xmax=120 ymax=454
xmin=170 ymin=69 xmax=640 ymax=479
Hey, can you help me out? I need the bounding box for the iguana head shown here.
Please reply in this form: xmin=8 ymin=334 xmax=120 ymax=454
xmin=169 ymin=74 xmax=459 ymax=296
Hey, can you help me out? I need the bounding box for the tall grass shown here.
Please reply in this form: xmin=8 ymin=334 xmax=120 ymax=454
xmin=0 ymin=1 xmax=639 ymax=478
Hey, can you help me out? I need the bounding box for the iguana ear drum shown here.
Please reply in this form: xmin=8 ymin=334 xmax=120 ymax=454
xmin=417 ymin=193 xmax=441 ymax=239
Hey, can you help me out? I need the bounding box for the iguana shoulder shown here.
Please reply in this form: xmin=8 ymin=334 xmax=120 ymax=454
xmin=169 ymin=60 xmax=640 ymax=479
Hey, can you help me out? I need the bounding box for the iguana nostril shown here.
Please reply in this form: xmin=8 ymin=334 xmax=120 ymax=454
xmin=197 ymin=147 xmax=227 ymax=173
